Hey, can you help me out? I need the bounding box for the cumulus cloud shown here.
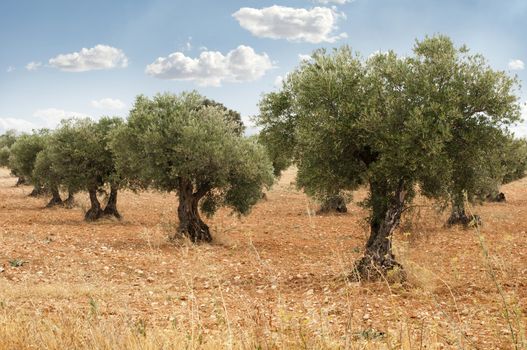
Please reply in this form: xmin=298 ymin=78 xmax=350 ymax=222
xmin=298 ymin=53 xmax=312 ymax=61
xmin=25 ymin=61 xmax=42 ymax=71
xmin=0 ymin=108 xmax=90 ymax=133
xmin=33 ymin=108 xmax=90 ymax=129
xmin=49 ymin=45 xmax=128 ymax=72
xmin=91 ymin=98 xmax=126 ymax=110
xmin=315 ymin=0 xmax=350 ymax=4
xmin=274 ymin=75 xmax=284 ymax=88
xmin=233 ymin=6 xmax=347 ymax=43
xmin=508 ymin=59 xmax=524 ymax=70
xmin=145 ymin=45 xmax=273 ymax=86
xmin=0 ymin=118 xmax=37 ymax=133
xmin=513 ymin=102 xmax=527 ymax=137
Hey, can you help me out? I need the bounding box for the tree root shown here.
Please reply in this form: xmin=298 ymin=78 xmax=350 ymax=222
xmin=349 ymin=255 xmax=406 ymax=283
xmin=318 ymin=195 xmax=348 ymax=214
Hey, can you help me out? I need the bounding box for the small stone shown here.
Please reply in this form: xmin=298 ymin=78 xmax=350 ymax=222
xmin=146 ymin=276 xmax=155 ymax=283
xmin=363 ymin=313 xmax=370 ymax=320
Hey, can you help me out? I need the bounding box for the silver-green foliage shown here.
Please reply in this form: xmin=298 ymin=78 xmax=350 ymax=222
xmin=8 ymin=131 xmax=47 ymax=183
xmin=110 ymin=91 xmax=274 ymax=218
xmin=0 ymin=130 xmax=17 ymax=167
xmin=48 ymin=117 xmax=123 ymax=193
xmin=256 ymin=35 xmax=521 ymax=276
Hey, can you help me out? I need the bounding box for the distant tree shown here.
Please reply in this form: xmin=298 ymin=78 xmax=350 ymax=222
xmin=32 ymin=146 xmax=64 ymax=207
xmin=257 ymin=88 xmax=348 ymax=213
xmin=0 ymin=130 xmax=17 ymax=166
xmin=412 ymin=39 xmax=522 ymax=226
xmin=0 ymin=146 xmax=10 ymax=168
xmin=0 ymin=130 xmax=25 ymax=185
xmin=48 ymin=117 xmax=124 ymax=220
xmin=201 ymin=99 xmax=245 ymax=135
xmin=479 ymin=137 xmax=527 ymax=203
xmin=8 ymin=132 xmax=47 ymax=196
xmin=256 ymin=36 xmax=520 ymax=280
xmin=110 ymin=92 xmax=273 ymax=242
xmin=501 ymin=137 xmax=527 ymax=184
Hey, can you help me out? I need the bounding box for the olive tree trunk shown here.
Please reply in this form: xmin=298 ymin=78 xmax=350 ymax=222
xmin=64 ymin=190 xmax=75 ymax=208
xmin=176 ymin=179 xmax=211 ymax=242
xmin=15 ymin=176 xmax=26 ymax=186
xmin=85 ymin=187 xmax=103 ymax=221
xmin=29 ymin=185 xmax=46 ymax=197
xmin=353 ymin=180 xmax=406 ymax=281
xmin=103 ymin=184 xmax=121 ymax=219
xmin=318 ymin=194 xmax=348 ymax=214
xmin=446 ymin=194 xmax=481 ymax=227
xmin=45 ymin=186 xmax=63 ymax=208
xmin=486 ymin=192 xmax=506 ymax=202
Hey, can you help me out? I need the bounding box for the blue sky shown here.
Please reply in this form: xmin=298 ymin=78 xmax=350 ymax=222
xmin=1 ymin=0 xmax=526 ymax=135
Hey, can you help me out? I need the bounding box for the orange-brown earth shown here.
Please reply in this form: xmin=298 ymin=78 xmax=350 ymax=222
xmin=0 ymin=167 xmax=526 ymax=349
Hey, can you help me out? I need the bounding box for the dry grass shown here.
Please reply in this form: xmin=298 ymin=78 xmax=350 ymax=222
xmin=0 ymin=167 xmax=526 ymax=349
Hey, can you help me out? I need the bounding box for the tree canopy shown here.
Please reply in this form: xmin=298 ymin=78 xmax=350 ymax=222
xmin=0 ymin=130 xmax=18 ymax=167
xmin=48 ymin=117 xmax=124 ymax=220
xmin=256 ymin=35 xmax=521 ymax=280
xmin=110 ymin=91 xmax=273 ymax=242
xmin=8 ymin=131 xmax=47 ymax=193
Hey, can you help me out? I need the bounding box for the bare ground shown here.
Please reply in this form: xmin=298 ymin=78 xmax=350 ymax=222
xmin=0 ymin=167 xmax=526 ymax=349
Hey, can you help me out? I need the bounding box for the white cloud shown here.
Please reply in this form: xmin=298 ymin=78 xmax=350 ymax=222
xmin=33 ymin=108 xmax=90 ymax=129
xmin=145 ymin=45 xmax=273 ymax=86
xmin=25 ymin=61 xmax=42 ymax=71
xmin=508 ymin=59 xmax=524 ymax=70
xmin=6 ymin=66 xmax=15 ymax=73
xmin=49 ymin=45 xmax=128 ymax=72
xmin=0 ymin=108 xmax=90 ymax=133
xmin=298 ymin=53 xmax=312 ymax=61
xmin=315 ymin=0 xmax=350 ymax=4
xmin=0 ymin=118 xmax=37 ymax=133
xmin=91 ymin=98 xmax=126 ymax=110
xmin=274 ymin=75 xmax=284 ymax=88
xmin=233 ymin=6 xmax=347 ymax=43
xmin=513 ymin=102 xmax=527 ymax=138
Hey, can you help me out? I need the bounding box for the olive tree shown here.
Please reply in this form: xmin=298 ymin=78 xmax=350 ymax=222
xmin=0 ymin=130 xmax=17 ymax=167
xmin=411 ymin=39 xmax=521 ymax=226
xmin=256 ymin=36 xmax=520 ymax=280
xmin=0 ymin=130 xmax=27 ymax=186
xmin=501 ymin=137 xmax=527 ymax=184
xmin=8 ymin=132 xmax=47 ymax=196
xmin=201 ymin=99 xmax=245 ymax=135
xmin=258 ymin=89 xmax=348 ymax=213
xmin=48 ymin=117 xmax=124 ymax=220
xmin=110 ymin=92 xmax=273 ymax=242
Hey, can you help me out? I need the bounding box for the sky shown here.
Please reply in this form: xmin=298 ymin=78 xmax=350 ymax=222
xmin=1 ymin=0 xmax=526 ymax=135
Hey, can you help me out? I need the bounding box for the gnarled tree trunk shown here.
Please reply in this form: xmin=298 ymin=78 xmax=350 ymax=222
xmin=103 ymin=184 xmax=121 ymax=219
xmin=15 ymin=176 xmax=26 ymax=186
xmin=64 ymin=190 xmax=75 ymax=208
xmin=85 ymin=187 xmax=103 ymax=221
xmin=318 ymin=194 xmax=347 ymax=214
xmin=486 ymin=192 xmax=506 ymax=202
xmin=352 ymin=180 xmax=406 ymax=281
xmin=45 ymin=186 xmax=63 ymax=208
xmin=29 ymin=185 xmax=46 ymax=197
xmin=176 ymin=179 xmax=211 ymax=242
xmin=447 ymin=194 xmax=481 ymax=227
